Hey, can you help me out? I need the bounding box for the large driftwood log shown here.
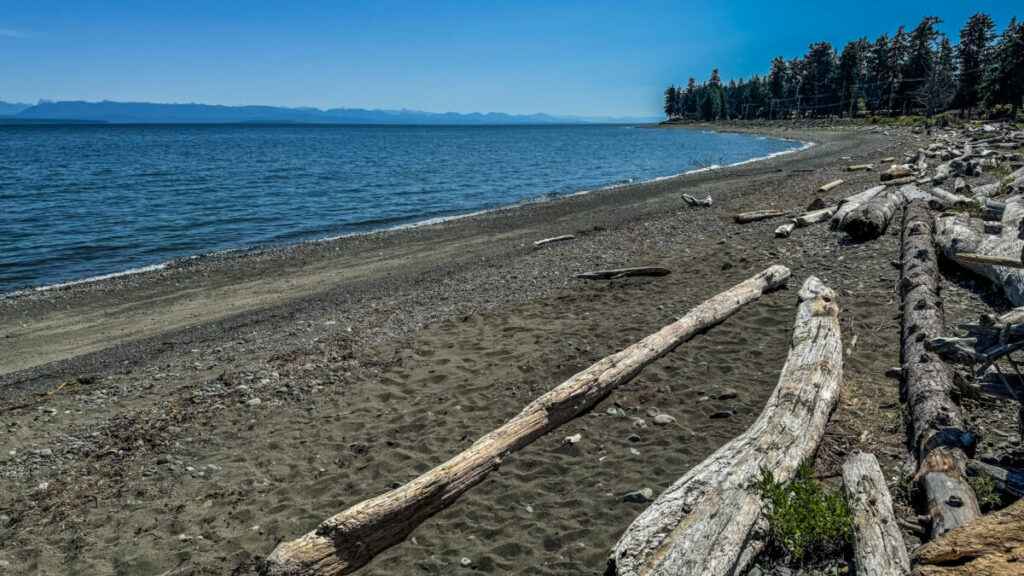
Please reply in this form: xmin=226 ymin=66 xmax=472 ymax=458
xmin=841 ymin=186 xmax=905 ymax=240
xmin=900 ymin=201 xmax=980 ymax=539
xmin=577 ymin=267 xmax=672 ymax=280
xmin=607 ymin=276 xmax=841 ymax=576
xmin=935 ymin=214 xmax=1024 ymax=306
xmin=735 ymin=209 xmax=787 ymax=224
xmin=841 ymin=450 xmax=911 ymax=576
xmin=911 ymin=498 xmax=1024 ymax=576
xmin=262 ymin=266 xmax=792 ymax=576
xmin=831 ymin=185 xmax=886 ymax=230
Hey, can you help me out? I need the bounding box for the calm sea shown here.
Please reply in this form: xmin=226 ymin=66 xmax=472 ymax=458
xmin=0 ymin=124 xmax=804 ymax=293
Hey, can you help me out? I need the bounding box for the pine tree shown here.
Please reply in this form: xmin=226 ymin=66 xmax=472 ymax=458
xmin=901 ymin=16 xmax=942 ymax=114
xmin=664 ymin=85 xmax=677 ymax=118
xmin=917 ymin=35 xmax=957 ymax=116
xmin=983 ymin=17 xmax=1024 ymax=116
xmin=866 ymin=34 xmax=891 ymax=113
xmin=954 ymin=13 xmax=996 ymax=116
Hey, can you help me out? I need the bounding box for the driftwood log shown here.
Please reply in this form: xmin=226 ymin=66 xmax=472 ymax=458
xmin=533 ymin=234 xmax=574 ymax=247
xmin=794 ymin=206 xmax=836 ymax=227
xmin=911 ymin=498 xmax=1024 ymax=576
xmin=775 ymin=222 xmax=795 ymax=238
xmin=262 ymin=266 xmax=792 ymax=576
xmin=831 ymin=185 xmax=886 ymax=230
xmin=935 ymin=214 xmax=1024 ymax=306
xmin=819 ymin=179 xmax=845 ymax=192
xmin=968 ymin=460 xmax=1024 ymax=499
xmin=841 ymin=450 xmax=911 ymax=576
xmin=577 ymin=267 xmax=672 ymax=280
xmin=735 ymin=209 xmax=787 ymax=224
xmin=607 ymin=276 xmax=841 ymax=576
xmin=955 ymin=253 xmax=1024 ymax=269
xmin=900 ymin=201 xmax=981 ymax=539
xmin=848 ymin=164 xmax=874 ymax=171
xmin=841 ymin=186 xmax=905 ymax=240
xmin=682 ymin=194 xmax=713 ymax=207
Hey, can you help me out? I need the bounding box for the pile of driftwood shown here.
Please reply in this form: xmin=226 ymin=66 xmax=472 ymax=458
xmin=259 ymin=123 xmax=1024 ymax=576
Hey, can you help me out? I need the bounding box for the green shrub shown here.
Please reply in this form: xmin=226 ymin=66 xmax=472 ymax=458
xmin=968 ymin=473 xmax=1001 ymax=511
xmin=753 ymin=462 xmax=855 ymax=562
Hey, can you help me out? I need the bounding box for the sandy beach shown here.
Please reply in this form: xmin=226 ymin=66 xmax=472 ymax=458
xmin=0 ymin=124 xmax=972 ymax=574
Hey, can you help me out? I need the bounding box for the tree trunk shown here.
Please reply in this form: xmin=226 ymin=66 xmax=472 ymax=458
xmin=935 ymin=214 xmax=1024 ymax=306
xmin=607 ymin=276 xmax=842 ymax=576
xmin=842 ymin=450 xmax=911 ymax=576
xmin=911 ymin=498 xmax=1024 ymax=576
xmin=262 ymin=266 xmax=792 ymax=576
xmin=841 ymin=187 xmax=905 ymax=240
xmin=831 ymin=185 xmax=886 ymax=230
xmin=900 ymin=201 xmax=981 ymax=540
xmin=577 ymin=267 xmax=672 ymax=280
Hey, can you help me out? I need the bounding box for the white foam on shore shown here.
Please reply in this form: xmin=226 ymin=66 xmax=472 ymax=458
xmin=4 ymin=135 xmax=813 ymax=299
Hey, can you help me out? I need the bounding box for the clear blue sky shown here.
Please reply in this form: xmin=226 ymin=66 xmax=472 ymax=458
xmin=1 ymin=1 xmax=1019 ymax=117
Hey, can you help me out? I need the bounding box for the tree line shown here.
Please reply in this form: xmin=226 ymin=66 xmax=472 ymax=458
xmin=664 ymin=13 xmax=1023 ymax=121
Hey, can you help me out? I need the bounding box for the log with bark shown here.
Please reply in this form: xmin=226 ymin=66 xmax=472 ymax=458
xmin=935 ymin=214 xmax=1024 ymax=306
xmin=911 ymin=498 xmax=1024 ymax=576
xmin=735 ymin=209 xmax=787 ymax=224
xmin=841 ymin=186 xmax=905 ymax=241
xmin=577 ymin=267 xmax=672 ymax=280
xmin=841 ymin=450 xmax=911 ymax=576
xmin=900 ymin=201 xmax=981 ymax=539
xmin=606 ymin=276 xmax=841 ymax=576
xmin=261 ymin=265 xmax=792 ymax=576
xmin=831 ymin=185 xmax=886 ymax=230
xmin=533 ymin=235 xmax=574 ymax=247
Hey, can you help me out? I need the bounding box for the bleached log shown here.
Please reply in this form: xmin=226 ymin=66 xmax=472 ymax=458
xmin=533 ymin=234 xmax=574 ymax=247
xmin=734 ymin=209 xmax=787 ymax=224
xmin=848 ymin=164 xmax=874 ymax=171
xmin=577 ymin=267 xmax=672 ymax=280
xmin=882 ymin=165 xmax=914 ymax=182
xmin=775 ymin=222 xmax=796 ymax=238
xmin=900 ymin=201 xmax=981 ymax=539
xmin=831 ymin=185 xmax=886 ymax=229
xmin=911 ymin=498 xmax=1024 ymax=576
xmin=819 ymin=179 xmax=845 ymax=192
xmin=933 ymin=163 xmax=951 ymax=184
xmin=936 ymin=214 xmax=1024 ymax=306
xmin=262 ymin=266 xmax=792 ymax=576
xmin=928 ymin=187 xmax=976 ymax=210
xmin=955 ymin=253 xmax=1024 ymax=269
xmin=841 ymin=451 xmax=911 ymax=576
xmin=841 ymin=186 xmax=905 ymax=240
xmin=607 ymin=276 xmax=841 ymax=576
xmin=682 ymin=194 xmax=713 ymax=207
xmin=794 ymin=206 xmax=836 ymax=227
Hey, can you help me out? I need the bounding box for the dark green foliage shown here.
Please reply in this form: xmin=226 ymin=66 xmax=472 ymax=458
xmin=967 ymin=473 xmax=1002 ymax=511
xmin=663 ymin=13 xmax=1023 ymax=121
xmin=752 ymin=462 xmax=855 ymax=563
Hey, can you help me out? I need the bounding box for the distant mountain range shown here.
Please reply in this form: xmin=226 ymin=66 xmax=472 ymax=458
xmin=0 ymin=100 xmax=658 ymax=125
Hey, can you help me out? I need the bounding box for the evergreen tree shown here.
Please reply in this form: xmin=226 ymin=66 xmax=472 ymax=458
xmin=954 ymin=13 xmax=996 ymax=116
xmin=887 ymin=26 xmax=909 ymax=114
xmin=917 ymin=35 xmax=957 ymax=116
xmin=683 ymin=78 xmax=698 ymax=117
xmin=984 ymin=17 xmax=1024 ymax=115
xmin=664 ymin=85 xmax=677 ymax=118
xmin=901 ymin=16 xmax=942 ymax=114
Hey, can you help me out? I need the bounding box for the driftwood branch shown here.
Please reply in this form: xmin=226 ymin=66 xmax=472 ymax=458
xmin=607 ymin=276 xmax=841 ymax=576
xmin=841 ymin=450 xmax=911 ymax=576
xmin=262 ymin=266 xmax=792 ymax=576
xmin=819 ymin=179 xmax=845 ymax=192
xmin=735 ymin=209 xmax=787 ymax=224
xmin=682 ymin=194 xmax=713 ymax=207
xmin=900 ymin=201 xmax=980 ymax=539
xmin=533 ymin=235 xmax=574 ymax=247
xmin=576 ymin=267 xmax=672 ymax=280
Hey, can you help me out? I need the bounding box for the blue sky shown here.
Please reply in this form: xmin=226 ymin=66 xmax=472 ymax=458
xmin=0 ymin=1 xmax=1020 ymax=117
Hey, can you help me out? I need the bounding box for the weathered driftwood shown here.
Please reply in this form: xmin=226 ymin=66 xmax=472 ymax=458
xmin=955 ymin=253 xmax=1024 ymax=269
xmin=831 ymin=185 xmax=886 ymax=230
xmin=927 ymin=187 xmax=975 ymax=210
xmin=262 ymin=266 xmax=792 ymax=576
xmin=819 ymin=179 xmax=845 ymax=192
xmin=936 ymin=214 xmax=1024 ymax=306
xmin=682 ymin=193 xmax=713 ymax=207
xmin=734 ymin=209 xmax=787 ymax=224
xmin=795 ymin=206 xmax=836 ymax=227
xmin=841 ymin=450 xmax=911 ymax=576
xmin=775 ymin=222 xmax=796 ymax=238
xmin=900 ymin=201 xmax=981 ymax=539
xmin=911 ymin=498 xmax=1024 ymax=576
xmin=607 ymin=276 xmax=841 ymax=576
xmin=882 ymin=165 xmax=914 ymax=182
xmin=533 ymin=234 xmax=574 ymax=247
xmin=577 ymin=267 xmax=672 ymax=280
xmin=842 ymin=186 xmax=905 ymax=240
xmin=848 ymin=164 xmax=874 ymax=171
xmin=967 ymin=460 xmax=1024 ymax=498
xmin=884 ymin=175 xmax=921 ymax=187
xmin=927 ymin=306 xmax=1024 ymax=372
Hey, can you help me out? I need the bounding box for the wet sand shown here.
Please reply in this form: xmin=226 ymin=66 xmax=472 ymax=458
xmin=0 ymin=125 xmax=925 ymax=575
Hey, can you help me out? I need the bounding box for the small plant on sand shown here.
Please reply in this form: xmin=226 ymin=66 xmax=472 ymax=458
xmin=968 ymin=473 xmax=1002 ymax=511
xmin=753 ymin=461 xmax=855 ymax=563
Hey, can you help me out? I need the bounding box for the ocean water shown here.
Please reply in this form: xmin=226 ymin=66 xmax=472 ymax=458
xmin=0 ymin=124 xmax=804 ymax=294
